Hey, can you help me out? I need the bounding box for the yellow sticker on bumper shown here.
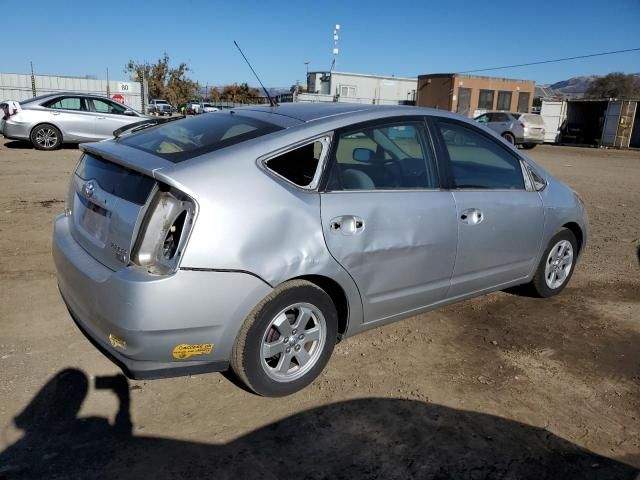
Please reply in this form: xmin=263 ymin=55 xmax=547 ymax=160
xmin=109 ymin=334 xmax=126 ymax=349
xmin=172 ymin=343 xmax=214 ymax=360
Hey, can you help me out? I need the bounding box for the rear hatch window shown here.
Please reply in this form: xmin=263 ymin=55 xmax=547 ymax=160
xmin=69 ymin=154 xmax=157 ymax=270
xmin=118 ymin=112 xmax=282 ymax=163
xmin=520 ymin=114 xmax=544 ymax=126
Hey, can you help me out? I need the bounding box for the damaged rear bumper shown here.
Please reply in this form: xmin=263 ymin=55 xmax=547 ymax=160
xmin=53 ymin=214 xmax=273 ymax=379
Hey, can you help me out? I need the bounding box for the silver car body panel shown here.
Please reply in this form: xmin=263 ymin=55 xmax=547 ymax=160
xmin=1 ymin=93 xmax=148 ymax=144
xmin=52 ymin=104 xmax=588 ymax=378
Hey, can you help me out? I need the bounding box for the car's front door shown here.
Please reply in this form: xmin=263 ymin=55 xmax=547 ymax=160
xmin=320 ymin=119 xmax=458 ymax=325
xmin=433 ymin=118 xmax=544 ymax=298
xmin=89 ymin=98 xmax=138 ymax=139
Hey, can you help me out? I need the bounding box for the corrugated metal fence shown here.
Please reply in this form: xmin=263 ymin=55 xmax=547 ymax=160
xmin=0 ymin=73 xmax=145 ymax=111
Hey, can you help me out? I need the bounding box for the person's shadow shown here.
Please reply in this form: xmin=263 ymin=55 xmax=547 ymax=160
xmin=0 ymin=368 xmax=637 ymax=480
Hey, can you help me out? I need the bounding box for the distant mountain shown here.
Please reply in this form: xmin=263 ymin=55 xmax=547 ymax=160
xmin=539 ymin=73 xmax=640 ymax=99
xmin=548 ymin=75 xmax=598 ymax=96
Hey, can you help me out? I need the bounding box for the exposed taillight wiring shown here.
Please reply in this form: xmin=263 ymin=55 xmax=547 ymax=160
xmin=131 ymin=186 xmax=196 ymax=275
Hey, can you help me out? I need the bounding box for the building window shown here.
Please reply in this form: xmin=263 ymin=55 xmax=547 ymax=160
xmin=340 ymin=85 xmax=357 ymax=97
xmin=496 ymin=91 xmax=512 ymax=110
xmin=457 ymin=87 xmax=472 ymax=116
xmin=478 ymin=90 xmax=494 ymax=110
xmin=517 ymin=92 xmax=530 ymax=113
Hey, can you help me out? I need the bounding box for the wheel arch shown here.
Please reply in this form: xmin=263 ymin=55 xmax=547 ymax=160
xmin=561 ymin=222 xmax=583 ymax=255
xmin=289 ymin=274 xmax=350 ymax=339
xmin=30 ymin=122 xmax=64 ymax=142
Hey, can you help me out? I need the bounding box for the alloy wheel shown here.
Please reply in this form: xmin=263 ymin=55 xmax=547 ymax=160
xmin=544 ymin=239 xmax=574 ymax=289
xmin=260 ymin=303 xmax=326 ymax=382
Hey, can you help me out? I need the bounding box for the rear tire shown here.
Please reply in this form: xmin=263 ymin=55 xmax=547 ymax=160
xmin=521 ymin=143 xmax=537 ymax=150
xmin=527 ymin=228 xmax=577 ymax=298
xmin=231 ymin=280 xmax=338 ymax=397
xmin=30 ymin=124 xmax=62 ymax=150
xmin=502 ymin=132 xmax=516 ymax=145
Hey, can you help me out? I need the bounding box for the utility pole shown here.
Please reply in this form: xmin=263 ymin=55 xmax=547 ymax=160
xmin=30 ymin=61 xmax=36 ymax=97
xmin=106 ymin=68 xmax=110 ymax=96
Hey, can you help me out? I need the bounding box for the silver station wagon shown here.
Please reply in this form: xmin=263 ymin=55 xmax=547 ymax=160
xmin=53 ymin=104 xmax=588 ymax=396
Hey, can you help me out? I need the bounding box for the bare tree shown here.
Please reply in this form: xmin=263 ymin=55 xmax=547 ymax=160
xmin=586 ymin=73 xmax=640 ymax=99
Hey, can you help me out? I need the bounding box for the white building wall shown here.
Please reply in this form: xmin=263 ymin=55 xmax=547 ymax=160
xmin=0 ymin=73 xmax=144 ymax=111
xmin=304 ymin=71 xmax=417 ymax=105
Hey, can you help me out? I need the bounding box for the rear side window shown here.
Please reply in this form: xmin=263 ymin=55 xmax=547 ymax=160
xmin=437 ymin=121 xmax=524 ymax=190
xmin=76 ymin=154 xmax=155 ymax=205
xmin=119 ymin=113 xmax=282 ymax=163
xmin=265 ymin=139 xmax=328 ymax=188
xmin=46 ymin=97 xmax=86 ymax=111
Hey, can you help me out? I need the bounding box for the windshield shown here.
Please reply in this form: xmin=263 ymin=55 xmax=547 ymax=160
xmin=118 ymin=112 xmax=282 ymax=163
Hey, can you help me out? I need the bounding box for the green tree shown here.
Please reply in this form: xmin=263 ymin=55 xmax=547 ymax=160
xmin=125 ymin=53 xmax=199 ymax=105
xmin=220 ymin=82 xmax=262 ymax=103
xmin=586 ymin=72 xmax=640 ymax=99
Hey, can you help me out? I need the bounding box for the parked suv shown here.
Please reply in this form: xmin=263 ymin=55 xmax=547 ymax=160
xmin=148 ymin=99 xmax=173 ymax=116
xmin=474 ymin=112 xmax=545 ymax=149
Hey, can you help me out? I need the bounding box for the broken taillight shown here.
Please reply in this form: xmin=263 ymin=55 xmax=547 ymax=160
xmin=131 ymin=186 xmax=196 ymax=275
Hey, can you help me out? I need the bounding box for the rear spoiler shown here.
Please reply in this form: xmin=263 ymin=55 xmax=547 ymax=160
xmin=113 ymin=115 xmax=183 ymax=138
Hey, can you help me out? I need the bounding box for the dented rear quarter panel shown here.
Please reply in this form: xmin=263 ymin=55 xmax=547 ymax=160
xmin=155 ymin=123 xmax=368 ymax=335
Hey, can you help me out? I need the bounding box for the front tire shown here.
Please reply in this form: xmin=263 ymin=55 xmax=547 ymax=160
xmin=231 ymin=280 xmax=338 ymax=397
xmin=528 ymin=229 xmax=577 ymax=298
xmin=30 ymin=124 xmax=62 ymax=150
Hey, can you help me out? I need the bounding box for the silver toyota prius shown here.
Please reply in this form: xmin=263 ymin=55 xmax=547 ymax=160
xmin=52 ymin=103 xmax=588 ymax=396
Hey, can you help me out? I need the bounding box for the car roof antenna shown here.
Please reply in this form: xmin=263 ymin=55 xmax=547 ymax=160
xmin=233 ymin=40 xmax=277 ymax=108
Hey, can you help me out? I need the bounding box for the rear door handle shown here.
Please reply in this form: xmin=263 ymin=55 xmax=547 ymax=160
xmin=97 ymin=116 xmax=106 ymax=120
xmin=460 ymin=208 xmax=484 ymax=225
xmin=330 ymin=215 xmax=365 ymax=235
xmin=51 ymin=112 xmax=61 ymax=116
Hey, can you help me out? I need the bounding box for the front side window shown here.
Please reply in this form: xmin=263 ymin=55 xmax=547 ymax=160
xmin=92 ymin=99 xmax=127 ymax=115
xmin=46 ymin=97 xmax=86 ymax=111
xmin=328 ymin=121 xmax=438 ymax=190
xmin=496 ymin=91 xmax=512 ymax=110
xmin=437 ymin=120 xmax=525 ymax=190
xmin=478 ymin=90 xmax=494 ymax=110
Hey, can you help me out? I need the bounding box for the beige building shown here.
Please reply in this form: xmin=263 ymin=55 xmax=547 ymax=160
xmin=416 ymin=73 xmax=535 ymax=117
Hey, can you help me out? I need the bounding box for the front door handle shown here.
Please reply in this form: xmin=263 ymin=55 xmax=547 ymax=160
xmin=330 ymin=215 xmax=365 ymax=235
xmin=460 ymin=208 xmax=484 ymax=225
xmin=97 ymin=116 xmax=107 ymax=120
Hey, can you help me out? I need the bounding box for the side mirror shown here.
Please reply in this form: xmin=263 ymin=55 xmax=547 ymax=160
xmin=353 ymin=148 xmax=375 ymax=162
xmin=124 ymin=110 xmax=136 ymax=116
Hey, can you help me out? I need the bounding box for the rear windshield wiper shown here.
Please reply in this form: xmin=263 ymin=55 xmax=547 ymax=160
xmin=113 ymin=116 xmax=183 ymax=139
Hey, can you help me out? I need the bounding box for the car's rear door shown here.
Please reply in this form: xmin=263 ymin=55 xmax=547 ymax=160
xmin=89 ymin=98 xmax=138 ymax=139
xmin=320 ymin=118 xmax=458 ymax=325
xmin=431 ymin=118 xmax=544 ymax=298
xmin=43 ymin=96 xmax=96 ymax=141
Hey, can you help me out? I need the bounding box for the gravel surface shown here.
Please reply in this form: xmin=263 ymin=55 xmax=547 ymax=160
xmin=0 ymin=140 xmax=638 ymax=479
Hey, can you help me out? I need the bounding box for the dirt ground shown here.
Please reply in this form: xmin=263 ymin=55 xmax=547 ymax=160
xmin=0 ymin=140 xmax=638 ymax=479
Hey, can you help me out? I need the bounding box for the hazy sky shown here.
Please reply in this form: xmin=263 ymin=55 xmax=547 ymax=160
xmin=3 ymin=0 xmax=639 ymax=86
